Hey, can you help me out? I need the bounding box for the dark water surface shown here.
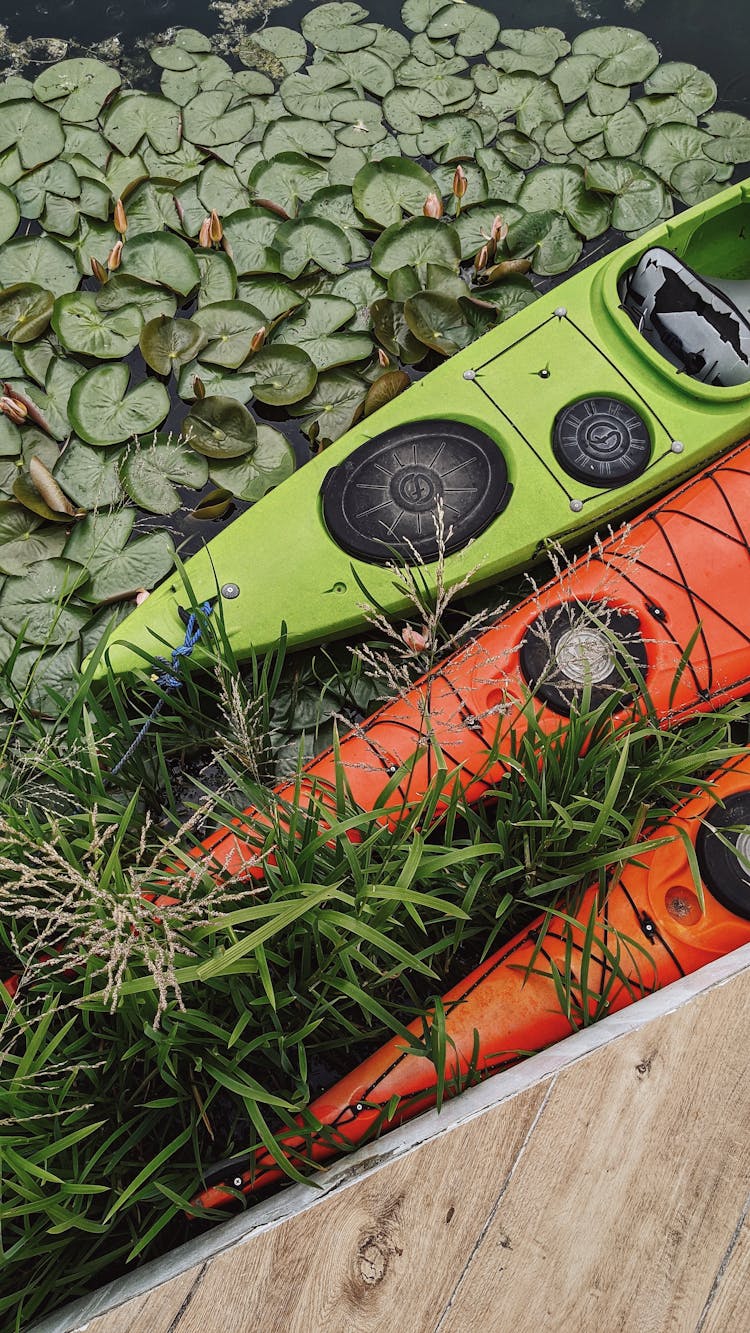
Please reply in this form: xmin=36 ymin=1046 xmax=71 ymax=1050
xmin=0 ymin=0 xmax=749 ymax=114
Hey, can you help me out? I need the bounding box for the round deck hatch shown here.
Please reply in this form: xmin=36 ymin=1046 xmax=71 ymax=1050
xmin=553 ymin=397 xmax=651 ymax=488
xmin=321 ymin=420 xmax=511 ymax=565
xmin=520 ymin=601 xmax=647 ymax=716
xmin=695 ymin=791 xmax=750 ymax=921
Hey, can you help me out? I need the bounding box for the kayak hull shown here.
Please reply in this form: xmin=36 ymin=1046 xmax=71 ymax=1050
xmin=97 ymin=180 xmax=750 ymax=679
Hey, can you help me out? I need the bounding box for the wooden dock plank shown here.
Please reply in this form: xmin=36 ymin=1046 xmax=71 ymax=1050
xmin=698 ymin=1207 xmax=750 ymax=1332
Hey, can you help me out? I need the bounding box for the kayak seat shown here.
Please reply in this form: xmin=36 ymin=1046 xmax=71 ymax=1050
xmin=620 ymin=246 xmax=750 ymax=387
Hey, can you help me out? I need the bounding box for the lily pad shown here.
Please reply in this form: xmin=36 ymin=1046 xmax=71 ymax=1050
xmin=551 ymin=53 xmax=601 ymax=105
xmin=272 ymin=296 xmax=372 ymax=372
xmin=235 ymin=277 xmax=303 ymax=322
xmin=0 ymin=235 xmax=79 ymax=297
xmin=639 ymin=123 xmax=712 ymax=184
xmin=65 ymin=509 xmax=175 ymax=603
xmin=177 ymin=360 xmax=255 ymax=404
xmin=0 ymin=502 xmax=68 ymax=576
xmin=273 ymin=218 xmax=352 ymax=279
xmin=68 ymin=364 xmax=171 ymax=446
xmin=404 ymin=291 xmax=490 ymax=355
xmin=0 ymin=284 xmax=54 ymax=343
xmin=364 ymin=369 xmax=410 ymax=416
xmin=209 ymin=424 xmax=295 ymax=501
xmin=584 ymin=157 xmax=667 ymax=233
xmin=475 ymin=274 xmax=538 ymax=320
xmin=243 ymin=345 xmax=318 ymax=405
xmin=52 ymin=291 xmax=144 ymax=359
xmin=289 ymin=367 xmax=366 ymax=444
xmin=54 ymin=439 xmax=124 ymax=509
xmin=490 ymin=27 xmax=570 ymax=76
xmin=301 ymin=3 xmax=377 ymax=53
xmin=279 ymin=69 xmax=350 ymax=123
xmin=96 ymin=276 xmax=177 ymax=323
xmin=103 ymin=92 xmax=182 ymax=156
xmin=0 ymin=557 xmax=88 ymax=645
xmin=222 ymin=209 xmax=281 ymax=275
xmin=427 ymin=3 xmax=500 ymax=57
xmin=0 ymin=182 xmax=19 ymax=242
xmin=371 ymin=217 xmax=461 ymax=277
xmin=239 ymin=26 xmax=308 ymax=76
xmin=518 ymin=166 xmax=611 ymax=239
xmin=193 ymin=301 xmax=266 ymax=369
xmin=572 ymin=26 xmax=659 ymax=86
xmin=33 ymin=58 xmax=122 ymax=123
xmin=702 ymin=112 xmax=750 ymax=165
xmin=371 ymin=297 xmax=426 ymax=364
xmin=183 ymin=395 xmax=257 ymax=458
xmin=247 ymin=154 xmax=329 ymax=217
xmin=643 ymin=62 xmax=717 ymax=115
xmin=183 ymin=90 xmax=256 ymax=149
xmin=139 ymin=314 xmax=207 ymax=375
xmin=0 ymin=99 xmax=65 ymax=169
xmin=382 ymin=86 xmax=442 ymax=134
xmin=196 ymin=251 xmax=237 ymax=307
xmin=120 ymin=231 xmax=201 ymax=295
xmin=352 ymin=157 xmax=438 ymax=229
xmin=121 ymin=434 xmax=209 ymax=514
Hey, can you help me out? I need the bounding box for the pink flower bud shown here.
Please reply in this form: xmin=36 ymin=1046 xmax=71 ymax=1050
xmin=402 ymin=625 xmax=429 ymax=653
xmin=452 ymin=165 xmax=468 ymax=199
xmin=423 ymin=192 xmax=443 ymax=219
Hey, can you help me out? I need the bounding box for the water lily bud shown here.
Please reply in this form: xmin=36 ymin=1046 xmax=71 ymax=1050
xmin=114 ymin=197 xmax=127 ymax=235
xmin=198 ymin=215 xmax=212 ymax=249
xmin=250 ymin=326 xmax=267 ymax=354
xmin=402 ymin=625 xmax=429 ymax=653
xmin=90 ymin=256 xmax=107 ymax=282
xmin=107 ymin=240 xmax=123 ymax=271
xmin=491 ymin=214 xmax=508 ymax=243
xmin=0 ymin=394 xmax=28 ymax=424
xmin=452 ymin=165 xmax=468 ymax=200
xmin=193 ymin=376 xmax=206 ymax=400
xmin=423 ymin=192 xmax=443 ymax=219
xmin=475 ymin=244 xmax=489 ymax=272
xmin=377 ymin=347 xmax=390 ymax=367
xmin=135 ymin=589 xmax=150 ymax=607
xmin=209 ymin=209 xmax=223 ymax=244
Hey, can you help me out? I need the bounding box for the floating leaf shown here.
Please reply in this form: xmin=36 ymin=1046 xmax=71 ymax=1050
xmin=177 ymin=360 xmax=255 ymax=404
xmin=288 ymin=367 xmax=366 ymax=443
xmin=119 ymin=231 xmax=201 ymax=296
xmin=235 ymin=277 xmax=303 ymax=322
xmin=371 ymin=297 xmax=426 ymax=363
xmin=222 ymin=208 xmax=281 ymax=275
xmin=65 ymin=510 xmax=175 ymax=603
xmin=52 ymin=291 xmax=144 ymax=359
xmin=103 ymin=91 xmax=182 ymax=155
xmin=262 ymin=116 xmax=339 ymax=161
xmin=702 ymin=112 xmax=750 ymax=165
xmin=183 ymin=90 xmax=255 ymax=149
xmin=584 ymin=157 xmax=667 ymax=232
xmin=518 ymin=166 xmax=611 ymax=239
xmin=121 ymin=434 xmax=209 ymax=514
xmin=484 ymin=74 xmax=563 ymax=137
xmin=54 ymin=439 xmax=124 ymax=509
xmin=273 ymin=296 xmax=372 ymax=371
xmin=643 ymin=62 xmax=717 ymax=115
xmin=352 ymin=157 xmax=437 ymax=229
xmin=279 ymin=68 xmax=350 ymax=122
xmin=96 ymin=275 xmax=177 ymax=323
xmin=190 ymin=487 xmax=233 ymax=520
xmin=371 ymin=217 xmax=461 ymax=277
xmin=587 ymin=81 xmax=629 ymax=117
xmin=453 ymin=201 xmax=524 ymax=260
xmin=193 ymin=301 xmax=266 ymax=369
xmin=33 ymin=58 xmax=122 ymax=123
xmin=639 ymin=123 xmax=712 ymax=184
xmin=551 ymin=53 xmax=601 ymax=104
xmin=0 ymin=557 xmax=88 ymax=645
xmin=417 ymin=115 xmax=484 ymax=164
xmin=0 ymin=502 xmax=67 ymax=576
xmin=273 ymin=218 xmax=352 ymax=279
xmin=298 ymin=187 xmax=370 ymax=262
xmin=670 ymin=159 xmax=726 ymax=206
xmin=183 ymin=395 xmax=257 ymax=458
xmin=301 ymin=2 xmax=377 ymax=53
xmin=427 ymin=3 xmax=500 ymax=57
xmin=364 ymin=369 xmax=410 ymax=415
xmin=404 ymin=290 xmax=483 ymax=355
xmin=7 ymin=356 xmax=85 ymax=441
xmin=0 ymin=284 xmax=53 ymax=343
xmin=0 ymin=182 xmax=19 ymax=243
xmin=334 ymin=48 xmax=395 ymax=97
xmin=0 ymin=235 xmax=79 ymax=297
xmin=0 ymin=99 xmax=65 ymax=169
xmin=475 ymin=274 xmax=538 ymax=320
xmin=246 ymin=345 xmax=318 ymax=405
xmin=240 ymin=26 xmax=308 ymax=75
xmin=572 ymin=26 xmax=659 ymax=86
xmin=68 ymin=364 xmax=171 ymax=446
xmin=196 ymin=251 xmax=237 ymax=307
xmin=139 ymin=314 xmax=207 ymax=375
xmin=209 ymin=424 xmax=295 ymax=501
xmin=490 ymin=27 xmax=570 ymax=76
xmin=382 ymin=86 xmax=442 ymax=133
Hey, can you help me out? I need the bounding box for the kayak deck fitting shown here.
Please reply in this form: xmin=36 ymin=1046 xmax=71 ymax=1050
xmin=97 ymin=179 xmax=750 ymax=679
xmin=193 ymin=753 xmax=750 ymax=1209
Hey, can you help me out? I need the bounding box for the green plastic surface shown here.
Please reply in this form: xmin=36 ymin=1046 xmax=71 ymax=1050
xmin=96 ymin=180 xmax=750 ymax=679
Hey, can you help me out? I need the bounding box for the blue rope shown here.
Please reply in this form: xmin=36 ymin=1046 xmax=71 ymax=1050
xmin=111 ymin=602 xmax=214 ymax=776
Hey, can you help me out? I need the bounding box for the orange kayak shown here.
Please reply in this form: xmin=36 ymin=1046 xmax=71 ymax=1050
xmin=194 ymin=752 xmax=750 ymax=1208
xmin=190 ymin=436 xmax=750 ymax=882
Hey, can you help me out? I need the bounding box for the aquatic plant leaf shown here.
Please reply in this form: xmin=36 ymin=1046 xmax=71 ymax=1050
xmin=247 ymin=154 xmax=328 ymax=217
xmin=334 ymin=48 xmax=395 ymax=97
xmin=209 ymin=424 xmax=294 ymax=501
xmin=193 ymin=301 xmax=266 ymax=369
xmin=121 ymin=434 xmax=209 ymax=514
xmin=273 ymin=296 xmax=372 ymax=372
xmin=243 ymin=344 xmax=318 ymax=404
xmin=363 ymin=369 xmax=410 ymax=416
xmin=183 ymin=90 xmax=256 ymax=149
xmin=642 ymin=61 xmax=717 ymax=115
xmin=82 ymin=529 xmax=175 ymax=603
xmin=195 ymin=251 xmax=237 ymax=308
xmin=0 ymin=99 xmax=65 ymax=169
xmin=239 ymin=26 xmax=308 ymax=75
xmin=328 ymin=268 xmax=386 ymax=324
xmin=139 ymin=315 xmax=207 ymax=375
xmin=96 ymin=276 xmax=177 ymax=322
xmin=273 ymin=218 xmax=352 ymax=278
xmin=183 ymin=395 xmax=257 ymax=458
xmin=382 ymin=87 xmax=441 ymax=134
xmin=234 ymin=277 xmax=302 ymax=323
xmin=103 ymin=91 xmax=182 ymax=155
xmin=301 ymin=3 xmax=377 ymax=53
xmin=177 ymin=359 xmax=256 ymax=404
xmin=572 ymin=26 xmax=659 ymax=86
xmin=0 ymin=502 xmax=67 ymax=575
xmin=52 ymin=291 xmax=144 ymax=359
xmin=0 ymin=234 xmax=79 ymax=297
xmin=279 ymin=70 xmax=350 ymax=123
xmin=7 ymin=356 xmax=86 ymax=441
xmin=33 ymin=58 xmax=121 ymax=123
xmin=10 ymin=161 xmax=78 ymax=221
xmin=371 ymin=297 xmax=426 ymax=362
xmin=222 ymin=208 xmax=281 ymax=275
xmin=352 ymin=157 xmax=438 ymax=228
xmin=602 ymin=103 xmax=647 ymax=157
xmin=119 ymin=231 xmax=201 ymax=295
xmin=670 ymin=159 xmax=726 ymax=206
xmin=263 ymin=116 xmax=338 ymax=159
xmin=0 ymin=412 xmax=20 ymax=457
xmin=288 ymin=367 xmax=366 ymax=443
xmin=121 ymin=179 xmax=182 ymax=237
xmin=0 ymin=283 xmax=54 ymax=342
xmin=587 ymin=80 xmax=629 ymax=117
xmin=371 ymin=216 xmax=461 ymax=277
xmin=427 ymin=3 xmax=500 ymax=57
xmin=584 ymin=157 xmax=667 ymax=232
xmin=68 ymin=364 xmax=171 ymax=446
xmin=0 ymin=182 xmax=19 ymax=243
xmin=518 ymin=165 xmax=610 ymax=239
xmin=417 ymin=115 xmax=483 ymax=164
xmin=531 ymin=214 xmax=582 ymax=274
xmin=490 ymin=27 xmax=570 ymax=76
xmin=551 ymin=53 xmax=601 ymax=104
xmin=54 ymin=439 xmax=124 ymax=509
xmin=702 ymin=112 xmax=750 ymax=164
xmin=474 ymin=274 xmax=538 ymax=319
xmin=13 ymin=459 xmax=81 ymax=522
xmin=473 ymin=147 xmax=524 ymax=198
xmin=639 ymin=123 xmax=712 ymax=183
xmin=0 ymin=556 xmax=88 ymax=645
xmin=404 ymin=290 xmax=478 ymax=355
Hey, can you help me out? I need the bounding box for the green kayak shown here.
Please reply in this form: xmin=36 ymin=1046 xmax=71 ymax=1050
xmin=96 ymin=178 xmax=750 ymax=679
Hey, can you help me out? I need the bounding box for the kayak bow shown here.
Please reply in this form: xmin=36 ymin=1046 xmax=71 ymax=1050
xmin=98 ymin=180 xmax=750 ymax=678
xmin=194 ymin=753 xmax=750 ymax=1209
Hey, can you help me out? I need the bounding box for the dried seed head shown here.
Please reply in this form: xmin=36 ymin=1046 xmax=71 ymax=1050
xmin=452 ymin=165 xmax=468 ymax=199
xmin=114 ymin=197 xmax=127 ymax=235
xmin=423 ymin=192 xmax=443 ymax=219
xmin=209 ymin=209 xmax=223 ymax=244
xmin=107 ymin=239 xmax=123 ymax=271
xmin=198 ymin=216 xmax=212 ymax=249
xmin=249 ymin=325 xmax=267 ymax=354
xmin=90 ymin=256 xmax=107 ymax=283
